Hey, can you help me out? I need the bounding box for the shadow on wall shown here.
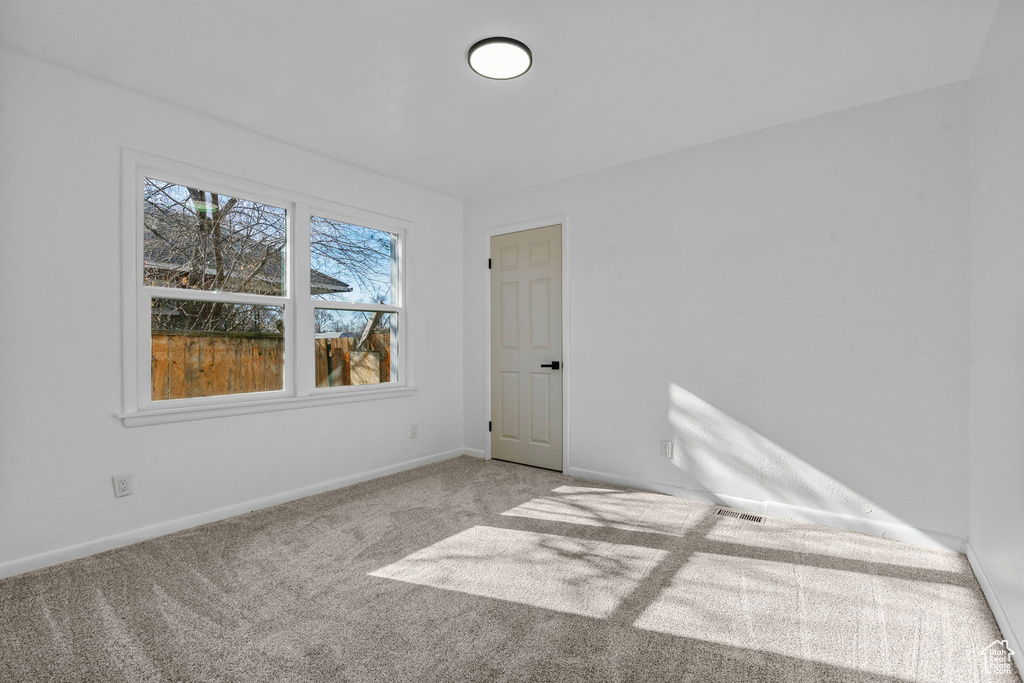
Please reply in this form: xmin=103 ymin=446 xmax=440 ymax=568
xmin=666 ymin=382 xmax=953 ymax=549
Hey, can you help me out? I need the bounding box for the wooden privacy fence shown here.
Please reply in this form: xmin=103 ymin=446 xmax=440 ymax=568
xmin=151 ymin=330 xmax=390 ymax=401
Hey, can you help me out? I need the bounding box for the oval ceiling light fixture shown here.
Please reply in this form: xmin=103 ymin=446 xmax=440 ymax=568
xmin=468 ymin=37 xmax=532 ymax=80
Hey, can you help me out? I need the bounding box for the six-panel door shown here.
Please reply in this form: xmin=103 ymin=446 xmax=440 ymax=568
xmin=490 ymin=224 xmax=563 ymax=470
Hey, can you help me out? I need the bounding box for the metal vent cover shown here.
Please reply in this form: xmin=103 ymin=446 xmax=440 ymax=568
xmin=714 ymin=506 xmax=766 ymax=523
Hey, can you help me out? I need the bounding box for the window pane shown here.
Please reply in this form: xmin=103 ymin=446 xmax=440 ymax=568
xmin=314 ymin=309 xmax=396 ymax=387
xmin=310 ymin=216 xmax=396 ymax=304
xmin=144 ymin=179 xmax=287 ymax=296
xmin=151 ymin=298 xmax=284 ymax=401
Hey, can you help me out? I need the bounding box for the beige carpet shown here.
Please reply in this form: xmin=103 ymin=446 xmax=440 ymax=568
xmin=0 ymin=455 xmax=1018 ymax=682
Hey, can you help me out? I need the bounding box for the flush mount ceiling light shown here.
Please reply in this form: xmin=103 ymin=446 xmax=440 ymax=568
xmin=468 ymin=37 xmax=532 ymax=80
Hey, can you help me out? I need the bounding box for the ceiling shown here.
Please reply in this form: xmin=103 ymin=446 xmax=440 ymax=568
xmin=0 ymin=1 xmax=998 ymax=200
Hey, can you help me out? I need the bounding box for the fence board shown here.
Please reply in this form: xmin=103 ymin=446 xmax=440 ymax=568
xmin=268 ymin=342 xmax=282 ymax=391
xmin=227 ymin=338 xmax=240 ymax=394
xmin=199 ymin=341 xmax=216 ymax=398
xmin=240 ymin=337 xmax=254 ymax=395
xmin=151 ymin=335 xmax=170 ymax=401
xmin=315 ymin=339 xmax=326 ymax=387
xmin=213 ymin=341 xmax=228 ymax=395
xmin=167 ymin=335 xmax=185 ymax=399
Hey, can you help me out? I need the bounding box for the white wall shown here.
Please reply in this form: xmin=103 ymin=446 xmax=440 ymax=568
xmin=465 ymin=83 xmax=970 ymax=543
xmin=0 ymin=50 xmax=464 ymax=573
xmin=968 ymin=0 xmax=1024 ymax=655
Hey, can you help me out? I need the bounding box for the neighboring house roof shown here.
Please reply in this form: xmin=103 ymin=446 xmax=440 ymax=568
xmin=143 ymin=204 xmax=351 ymax=296
xmin=310 ymin=269 xmax=352 ymax=295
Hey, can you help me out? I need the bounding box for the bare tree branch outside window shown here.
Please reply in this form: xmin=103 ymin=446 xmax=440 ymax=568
xmin=310 ymin=215 xmax=396 ymax=305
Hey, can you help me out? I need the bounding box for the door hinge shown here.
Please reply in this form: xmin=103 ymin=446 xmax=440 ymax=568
xmin=488 ymin=421 xmax=492 ymax=432
xmin=488 ymin=258 xmax=492 ymax=269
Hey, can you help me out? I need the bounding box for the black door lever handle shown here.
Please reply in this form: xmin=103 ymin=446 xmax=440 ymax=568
xmin=541 ymin=361 xmax=561 ymax=370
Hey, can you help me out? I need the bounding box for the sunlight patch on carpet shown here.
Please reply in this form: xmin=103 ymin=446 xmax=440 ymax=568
xmin=369 ymin=525 xmax=668 ymax=618
xmin=500 ymin=486 xmax=706 ymax=537
xmin=633 ymin=551 xmax=993 ymax=681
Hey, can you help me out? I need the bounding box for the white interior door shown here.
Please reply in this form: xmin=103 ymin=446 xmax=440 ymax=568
xmin=490 ymin=224 xmax=563 ymax=470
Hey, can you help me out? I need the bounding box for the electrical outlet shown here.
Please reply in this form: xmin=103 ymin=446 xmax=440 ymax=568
xmin=410 ymin=424 xmax=418 ymax=438
xmin=661 ymin=440 xmax=673 ymax=459
xmin=112 ymin=473 xmax=133 ymax=498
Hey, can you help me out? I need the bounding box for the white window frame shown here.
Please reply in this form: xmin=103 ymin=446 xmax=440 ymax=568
xmin=118 ymin=150 xmax=416 ymax=427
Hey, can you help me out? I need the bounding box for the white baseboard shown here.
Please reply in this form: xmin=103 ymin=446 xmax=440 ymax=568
xmin=967 ymin=542 xmax=1022 ymax=673
xmin=0 ymin=451 xmax=971 ymax=582
xmin=564 ymin=465 xmax=964 ymax=552
xmin=0 ymin=449 xmax=466 ymax=580
xmin=762 ymin=499 xmax=964 ymax=551
xmin=565 ymin=466 xmax=748 ymax=507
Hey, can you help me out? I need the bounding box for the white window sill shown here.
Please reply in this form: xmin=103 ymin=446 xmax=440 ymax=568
xmin=118 ymin=385 xmax=418 ymax=427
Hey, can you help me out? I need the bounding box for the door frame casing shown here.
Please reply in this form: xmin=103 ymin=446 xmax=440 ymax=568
xmin=481 ymin=215 xmax=571 ymax=471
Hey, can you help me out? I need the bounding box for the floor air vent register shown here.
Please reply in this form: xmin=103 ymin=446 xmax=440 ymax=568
xmin=714 ymin=506 xmax=766 ymax=523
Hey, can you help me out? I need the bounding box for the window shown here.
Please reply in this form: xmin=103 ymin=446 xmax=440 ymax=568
xmin=121 ymin=152 xmax=413 ymax=426
xmin=310 ymin=216 xmax=398 ymax=389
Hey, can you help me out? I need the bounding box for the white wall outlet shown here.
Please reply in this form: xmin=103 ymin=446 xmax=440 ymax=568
xmin=410 ymin=424 xmax=418 ymax=438
xmin=112 ymin=473 xmax=133 ymax=498
xmin=661 ymin=440 xmax=674 ymax=459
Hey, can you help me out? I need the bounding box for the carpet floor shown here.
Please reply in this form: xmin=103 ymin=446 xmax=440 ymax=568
xmin=0 ymin=455 xmax=1018 ymax=682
